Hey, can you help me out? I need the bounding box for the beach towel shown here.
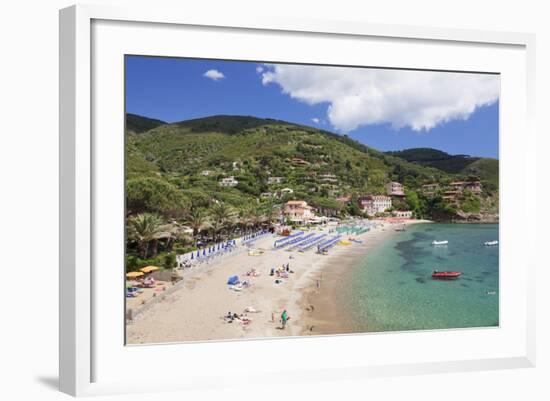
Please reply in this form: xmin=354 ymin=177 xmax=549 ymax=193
xmin=227 ymin=275 xmax=239 ymax=285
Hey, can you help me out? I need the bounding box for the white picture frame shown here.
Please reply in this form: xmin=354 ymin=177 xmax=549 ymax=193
xmin=59 ymin=4 xmax=536 ymax=397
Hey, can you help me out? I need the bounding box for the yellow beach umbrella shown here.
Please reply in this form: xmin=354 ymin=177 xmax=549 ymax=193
xmin=140 ymin=265 xmax=160 ymax=273
xmin=126 ymin=271 xmax=144 ymax=278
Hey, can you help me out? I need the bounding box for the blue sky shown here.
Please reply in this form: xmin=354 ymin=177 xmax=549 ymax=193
xmin=126 ymin=56 xmax=499 ymax=158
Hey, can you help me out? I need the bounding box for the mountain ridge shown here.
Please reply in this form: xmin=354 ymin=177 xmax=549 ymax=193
xmin=125 ymin=114 xmax=498 ymax=221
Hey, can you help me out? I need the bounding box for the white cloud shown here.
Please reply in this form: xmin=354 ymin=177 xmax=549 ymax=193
xmin=256 ymin=66 xmax=264 ymax=74
xmin=203 ymin=69 xmax=225 ymax=81
xmin=311 ymin=118 xmax=320 ymax=124
xmin=261 ymin=65 xmax=499 ymax=132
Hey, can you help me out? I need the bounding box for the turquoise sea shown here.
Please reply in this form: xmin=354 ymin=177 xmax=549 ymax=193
xmin=340 ymin=224 xmax=499 ymax=332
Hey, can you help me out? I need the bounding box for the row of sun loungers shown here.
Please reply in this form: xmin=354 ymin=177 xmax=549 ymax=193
xmin=282 ymin=233 xmax=316 ymax=251
xmin=317 ymin=235 xmax=342 ymax=253
xmin=287 ymin=233 xmax=325 ymax=252
xmin=298 ymin=234 xmax=328 ymax=252
xmin=273 ymin=231 xmax=304 ymax=248
xmin=241 ymin=230 xmax=271 ymax=246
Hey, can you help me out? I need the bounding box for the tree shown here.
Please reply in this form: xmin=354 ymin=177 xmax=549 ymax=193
xmin=210 ymin=202 xmax=236 ymax=240
xmin=126 ymin=177 xmax=190 ymax=218
xmin=185 ymin=208 xmax=208 ymax=242
xmin=163 ymin=253 xmax=177 ymax=270
xmin=261 ymin=202 xmax=282 ymax=227
xmin=405 ymin=191 xmax=423 ymax=217
xmin=127 ymin=213 xmax=165 ymax=259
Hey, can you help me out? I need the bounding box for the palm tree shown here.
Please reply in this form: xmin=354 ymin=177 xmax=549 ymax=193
xmin=210 ymin=202 xmax=236 ymax=241
xmin=249 ymin=207 xmax=265 ymax=230
xmin=237 ymin=205 xmax=254 ymax=234
xmin=261 ymin=202 xmax=281 ymax=228
xmin=158 ymin=220 xmax=187 ymax=252
xmin=127 ymin=213 xmax=165 ymax=259
xmin=185 ymin=208 xmax=207 ymax=244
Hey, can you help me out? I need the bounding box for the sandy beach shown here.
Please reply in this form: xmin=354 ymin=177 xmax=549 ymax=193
xmin=126 ymin=220 xmax=430 ymax=344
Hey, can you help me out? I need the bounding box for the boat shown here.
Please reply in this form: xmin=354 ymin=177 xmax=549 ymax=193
xmin=432 ymin=270 xmax=462 ymax=279
xmin=484 ymin=240 xmax=499 ymax=246
xmin=432 ymin=240 xmax=448 ymax=245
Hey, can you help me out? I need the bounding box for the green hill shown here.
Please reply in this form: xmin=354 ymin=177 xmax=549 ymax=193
xmin=385 ymin=148 xmax=479 ymax=172
xmin=125 ymin=115 xmax=498 ymax=221
xmin=386 ymin=147 xmax=498 ymax=191
xmin=126 ymin=113 xmax=167 ymax=134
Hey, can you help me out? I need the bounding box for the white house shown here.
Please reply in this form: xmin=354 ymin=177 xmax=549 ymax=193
xmin=267 ymin=176 xmax=283 ymax=184
xmin=219 ymin=176 xmax=239 ymax=187
xmin=201 ymin=170 xmax=213 ymax=176
xmin=392 ymin=210 xmax=413 ymax=219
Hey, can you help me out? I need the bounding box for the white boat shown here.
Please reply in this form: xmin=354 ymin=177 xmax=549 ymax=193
xmin=432 ymin=240 xmax=448 ymax=245
xmin=484 ymin=240 xmax=499 ymax=246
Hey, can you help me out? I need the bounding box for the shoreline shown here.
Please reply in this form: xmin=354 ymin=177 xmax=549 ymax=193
xmin=126 ymin=219 xmax=430 ymax=344
xmin=293 ymin=220 xmax=431 ymax=337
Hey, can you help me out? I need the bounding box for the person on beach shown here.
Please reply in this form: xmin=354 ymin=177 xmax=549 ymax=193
xmin=281 ymin=310 xmax=288 ymax=329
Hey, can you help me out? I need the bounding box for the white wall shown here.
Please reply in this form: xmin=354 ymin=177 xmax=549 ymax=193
xmin=0 ymin=1 xmax=548 ymax=400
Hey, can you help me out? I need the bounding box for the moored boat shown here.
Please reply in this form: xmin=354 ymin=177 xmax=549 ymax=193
xmin=432 ymin=270 xmax=462 ymax=279
xmin=432 ymin=240 xmax=448 ymax=245
xmin=484 ymin=240 xmax=498 ymax=246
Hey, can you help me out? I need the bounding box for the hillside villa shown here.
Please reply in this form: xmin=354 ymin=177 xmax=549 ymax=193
xmin=421 ymin=183 xmax=439 ymax=196
xmin=450 ymin=181 xmax=483 ymax=194
xmin=358 ymin=195 xmax=392 ymax=216
xmin=219 ymin=176 xmax=239 ymax=187
xmin=284 ymin=200 xmax=315 ymax=223
xmin=260 ymin=192 xmax=273 ymax=199
xmin=201 ymin=170 xmax=213 ymax=176
xmin=386 ymin=181 xmax=405 ymax=196
xmin=267 ymin=176 xmax=284 ymax=184
xmin=292 ymin=157 xmax=310 ymax=166
xmin=319 ymin=173 xmax=339 ymax=183
xmin=422 ymin=180 xmax=483 ymax=200
xmin=392 ymin=210 xmax=413 ymax=218
xmin=336 ymin=195 xmax=352 ymax=205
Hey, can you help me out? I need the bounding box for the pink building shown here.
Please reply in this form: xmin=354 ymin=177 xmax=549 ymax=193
xmin=284 ymin=200 xmax=315 ymax=223
xmin=464 ymin=181 xmax=483 ymax=194
xmin=358 ymin=195 xmax=392 ymax=216
xmin=386 ymin=182 xmax=405 ymax=196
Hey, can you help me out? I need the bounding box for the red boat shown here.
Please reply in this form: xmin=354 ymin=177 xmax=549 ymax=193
xmin=432 ymin=270 xmax=462 ymax=279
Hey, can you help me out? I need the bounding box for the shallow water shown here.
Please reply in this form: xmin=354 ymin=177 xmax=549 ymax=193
xmin=341 ymin=224 xmax=499 ymax=332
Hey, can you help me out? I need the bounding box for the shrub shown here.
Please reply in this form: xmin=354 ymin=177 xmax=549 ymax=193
xmin=163 ymin=253 xmax=177 ymax=269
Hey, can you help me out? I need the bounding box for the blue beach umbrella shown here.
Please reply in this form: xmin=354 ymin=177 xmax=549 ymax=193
xmin=203 ymin=249 xmax=206 ymax=256
xmin=190 ymin=252 xmax=194 ymax=260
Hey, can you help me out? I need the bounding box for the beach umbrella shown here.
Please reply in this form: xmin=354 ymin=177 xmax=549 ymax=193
xmin=190 ymin=252 xmax=194 ymax=260
xmin=126 ymin=271 xmax=144 ymax=278
xmin=203 ymin=249 xmax=206 ymax=256
xmin=140 ymin=266 xmax=160 ymax=273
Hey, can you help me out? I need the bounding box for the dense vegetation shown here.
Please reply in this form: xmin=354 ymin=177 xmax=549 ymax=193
xmin=386 ymin=147 xmax=499 ymax=191
xmin=125 ymin=114 xmax=499 ymax=268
